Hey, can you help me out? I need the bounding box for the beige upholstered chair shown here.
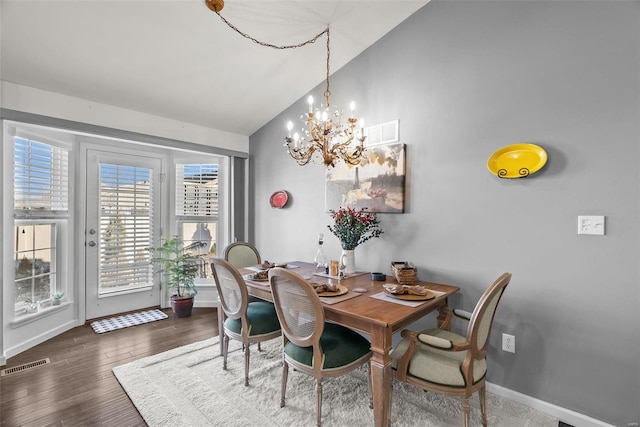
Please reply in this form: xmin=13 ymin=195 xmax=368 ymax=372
xmin=268 ymin=267 xmax=372 ymax=427
xmin=217 ymin=241 xmax=262 ymax=355
xmin=211 ymin=258 xmax=281 ymax=386
xmin=224 ymin=241 xmax=261 ymax=269
xmin=390 ymin=272 xmax=512 ymax=427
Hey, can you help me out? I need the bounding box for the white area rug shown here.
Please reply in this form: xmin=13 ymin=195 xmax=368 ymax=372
xmin=113 ymin=337 xmax=558 ymax=426
xmin=90 ymin=309 xmax=168 ymax=334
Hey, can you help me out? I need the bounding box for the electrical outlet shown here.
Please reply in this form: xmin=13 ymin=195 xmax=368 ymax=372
xmin=502 ymin=333 xmax=515 ymax=353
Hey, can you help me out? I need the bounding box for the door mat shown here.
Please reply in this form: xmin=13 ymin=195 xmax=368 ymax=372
xmin=90 ymin=309 xmax=168 ymax=334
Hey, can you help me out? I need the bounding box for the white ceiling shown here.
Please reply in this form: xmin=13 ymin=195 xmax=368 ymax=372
xmin=1 ymin=1 xmax=428 ymax=136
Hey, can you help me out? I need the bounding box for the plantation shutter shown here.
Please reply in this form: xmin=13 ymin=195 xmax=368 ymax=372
xmin=14 ymin=137 xmax=69 ymax=213
xmin=176 ymin=163 xmax=219 ymax=217
xmin=99 ymin=163 xmax=153 ymax=293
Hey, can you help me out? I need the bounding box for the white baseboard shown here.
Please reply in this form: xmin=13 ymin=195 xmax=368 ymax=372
xmin=486 ymin=382 xmax=614 ymax=427
xmin=4 ymin=320 xmax=78 ymax=361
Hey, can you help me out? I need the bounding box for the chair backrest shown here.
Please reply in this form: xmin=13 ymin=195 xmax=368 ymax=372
xmin=268 ymin=268 xmax=325 ymax=359
xmin=211 ymin=258 xmax=249 ymax=322
xmin=467 ymin=272 xmax=511 ymax=359
xmin=224 ymin=241 xmax=261 ymax=268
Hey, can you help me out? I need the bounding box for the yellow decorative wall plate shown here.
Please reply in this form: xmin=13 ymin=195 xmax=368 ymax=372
xmin=487 ymin=143 xmax=548 ymax=178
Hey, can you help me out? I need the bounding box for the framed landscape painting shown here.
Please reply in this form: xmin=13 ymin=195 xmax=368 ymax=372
xmin=325 ymin=142 xmax=405 ymax=213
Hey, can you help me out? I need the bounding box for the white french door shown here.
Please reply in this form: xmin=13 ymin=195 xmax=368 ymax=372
xmin=85 ymin=149 xmax=163 ymax=320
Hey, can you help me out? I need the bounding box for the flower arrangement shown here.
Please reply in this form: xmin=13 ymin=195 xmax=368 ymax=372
xmin=327 ymin=207 xmax=383 ymax=250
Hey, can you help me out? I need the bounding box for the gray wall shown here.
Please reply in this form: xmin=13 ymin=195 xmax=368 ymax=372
xmin=249 ymin=1 xmax=640 ymax=425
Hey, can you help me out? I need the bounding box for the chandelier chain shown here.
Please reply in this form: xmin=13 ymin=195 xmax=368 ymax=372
xmin=214 ymin=11 xmax=329 ymax=51
xmin=325 ymin=28 xmax=331 ymax=106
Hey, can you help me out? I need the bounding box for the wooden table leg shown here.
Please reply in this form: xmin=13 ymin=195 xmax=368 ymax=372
xmin=437 ymin=304 xmax=453 ymax=331
xmin=370 ymin=327 xmax=393 ymax=427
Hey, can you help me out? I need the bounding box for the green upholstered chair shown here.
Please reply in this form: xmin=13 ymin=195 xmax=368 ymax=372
xmin=211 ymin=258 xmax=281 ymax=386
xmin=268 ymin=267 xmax=372 ymax=427
xmin=390 ymin=272 xmax=511 ymax=427
xmin=217 ymin=241 xmax=262 ymax=355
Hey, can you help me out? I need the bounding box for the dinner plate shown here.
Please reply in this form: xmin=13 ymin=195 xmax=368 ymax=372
xmin=317 ymin=284 xmax=348 ymax=297
xmin=383 ymin=289 xmax=435 ymax=301
xmin=487 ymin=143 xmax=547 ymax=178
xmin=244 ymin=273 xmax=269 ymax=282
xmin=270 ymin=190 xmax=289 ymax=208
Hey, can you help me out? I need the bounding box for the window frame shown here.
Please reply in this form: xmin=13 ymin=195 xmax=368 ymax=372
xmin=10 ymin=129 xmax=72 ymax=315
xmin=173 ymin=156 xmax=226 ymax=286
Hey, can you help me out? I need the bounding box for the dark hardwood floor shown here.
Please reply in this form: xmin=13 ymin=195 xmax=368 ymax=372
xmin=0 ymin=307 xmax=218 ymax=427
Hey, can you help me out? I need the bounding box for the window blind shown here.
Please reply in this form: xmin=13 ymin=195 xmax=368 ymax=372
xmin=99 ymin=163 xmax=153 ymax=292
xmin=176 ymin=163 xmax=219 ymax=217
xmin=14 ymin=137 xmax=69 ymax=212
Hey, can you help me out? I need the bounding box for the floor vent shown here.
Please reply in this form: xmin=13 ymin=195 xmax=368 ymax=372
xmin=0 ymin=358 xmax=50 ymax=377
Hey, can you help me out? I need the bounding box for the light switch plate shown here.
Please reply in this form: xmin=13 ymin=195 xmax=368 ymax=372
xmin=578 ymin=215 xmax=605 ymax=235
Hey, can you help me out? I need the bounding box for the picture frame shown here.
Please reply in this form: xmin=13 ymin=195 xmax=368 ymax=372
xmin=325 ymin=142 xmax=406 ymax=213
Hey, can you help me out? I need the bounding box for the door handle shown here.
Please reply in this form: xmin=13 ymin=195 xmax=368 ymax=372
xmin=88 ymin=241 xmax=96 ymax=247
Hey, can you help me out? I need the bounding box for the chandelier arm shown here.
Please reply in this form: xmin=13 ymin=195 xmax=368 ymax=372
xmin=214 ymin=11 xmax=329 ymax=51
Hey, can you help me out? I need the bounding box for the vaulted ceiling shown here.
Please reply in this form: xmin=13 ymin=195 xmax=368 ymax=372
xmin=1 ymin=1 xmax=428 ymax=136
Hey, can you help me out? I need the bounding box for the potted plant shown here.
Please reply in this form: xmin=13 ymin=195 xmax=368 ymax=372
xmin=25 ymin=299 xmax=39 ymax=313
xmin=150 ymin=236 xmax=206 ymax=318
xmin=52 ymin=292 xmax=64 ymax=306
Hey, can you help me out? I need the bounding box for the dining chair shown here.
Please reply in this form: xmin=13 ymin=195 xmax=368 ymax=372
xmin=211 ymin=258 xmax=281 ymax=386
xmin=268 ymin=267 xmax=373 ymax=427
xmin=223 ymin=241 xmax=261 ymax=268
xmin=390 ymin=272 xmax=512 ymax=427
xmin=218 ymin=241 xmax=262 ymax=354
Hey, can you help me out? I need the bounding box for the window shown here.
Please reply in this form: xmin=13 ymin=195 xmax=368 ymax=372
xmin=176 ymin=163 xmax=219 ymax=279
xmin=13 ymin=137 xmax=69 ymax=311
xmin=14 ymin=223 xmax=57 ymax=308
xmin=99 ymin=163 xmax=154 ymax=294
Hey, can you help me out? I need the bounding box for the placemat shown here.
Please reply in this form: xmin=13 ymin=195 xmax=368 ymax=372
xmin=370 ymin=289 xmax=446 ymax=307
xmin=319 ymin=291 xmax=362 ymax=305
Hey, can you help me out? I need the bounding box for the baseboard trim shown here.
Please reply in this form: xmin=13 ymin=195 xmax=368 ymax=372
xmin=4 ymin=320 xmax=78 ymax=361
xmin=486 ymin=382 xmax=614 ymax=427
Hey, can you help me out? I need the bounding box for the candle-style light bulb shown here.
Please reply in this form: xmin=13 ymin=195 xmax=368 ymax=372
xmin=293 ymin=132 xmax=300 ymax=149
xmin=286 ymin=121 xmax=293 ymax=138
xmin=359 ymin=119 xmax=365 ymax=140
xmin=350 ymin=101 xmax=356 ymax=118
xmin=307 ymin=95 xmax=314 ymax=113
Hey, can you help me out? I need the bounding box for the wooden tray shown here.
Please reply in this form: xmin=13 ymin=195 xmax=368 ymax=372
xmin=383 ymin=289 xmax=435 ymax=301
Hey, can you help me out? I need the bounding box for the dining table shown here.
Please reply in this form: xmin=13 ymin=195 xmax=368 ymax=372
xmin=240 ymin=261 xmax=460 ymax=427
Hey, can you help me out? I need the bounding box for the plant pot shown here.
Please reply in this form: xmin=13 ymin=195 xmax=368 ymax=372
xmin=52 ymin=299 xmax=61 ymax=306
xmin=171 ymin=295 xmax=194 ymax=318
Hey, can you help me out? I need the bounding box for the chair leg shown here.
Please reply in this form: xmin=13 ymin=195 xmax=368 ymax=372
xmin=479 ymin=385 xmax=488 ymax=427
xmin=462 ymin=396 xmax=470 ymax=427
xmin=217 ymin=307 xmax=225 ymax=356
xmin=315 ymin=378 xmax=323 ymax=427
xmin=280 ymin=361 xmax=289 ymax=408
xmin=222 ymin=334 xmax=229 ymax=370
xmin=244 ymin=342 xmax=251 ymax=386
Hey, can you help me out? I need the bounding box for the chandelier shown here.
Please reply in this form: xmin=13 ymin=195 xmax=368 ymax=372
xmin=206 ymin=0 xmax=366 ymax=167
